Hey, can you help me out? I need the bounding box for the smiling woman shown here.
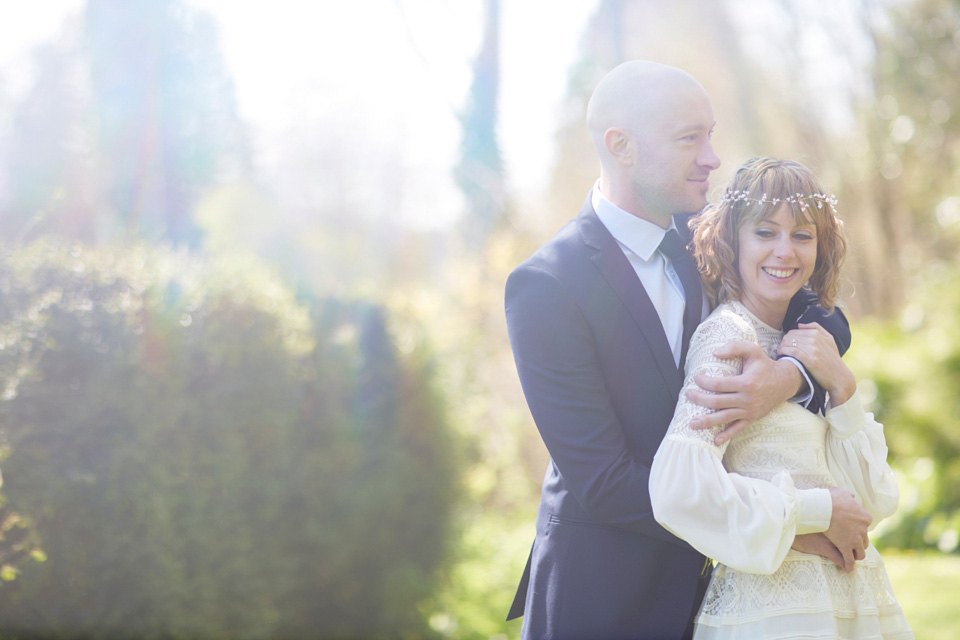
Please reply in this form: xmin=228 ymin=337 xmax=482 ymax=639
xmin=650 ymin=157 xmax=914 ymax=639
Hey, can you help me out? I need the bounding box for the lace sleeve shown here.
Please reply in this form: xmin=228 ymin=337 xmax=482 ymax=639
xmin=666 ymin=308 xmax=756 ymax=454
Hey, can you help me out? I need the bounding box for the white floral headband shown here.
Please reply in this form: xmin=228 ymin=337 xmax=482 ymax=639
xmin=721 ymin=189 xmax=838 ymax=213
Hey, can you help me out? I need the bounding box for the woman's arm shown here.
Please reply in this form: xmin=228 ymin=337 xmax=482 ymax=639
xmin=779 ymin=322 xmax=899 ymax=525
xmin=649 ymin=310 xmax=833 ymax=575
xmin=823 ymin=392 xmax=900 ymax=524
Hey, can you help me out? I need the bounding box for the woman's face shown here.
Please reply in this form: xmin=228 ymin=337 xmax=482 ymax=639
xmin=736 ymin=204 xmax=818 ymax=328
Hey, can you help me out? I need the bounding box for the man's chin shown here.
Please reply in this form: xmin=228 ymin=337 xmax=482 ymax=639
xmin=682 ymin=197 xmax=709 ymax=214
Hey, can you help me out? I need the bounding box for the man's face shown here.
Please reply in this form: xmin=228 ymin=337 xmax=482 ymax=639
xmin=628 ymin=84 xmax=720 ymax=224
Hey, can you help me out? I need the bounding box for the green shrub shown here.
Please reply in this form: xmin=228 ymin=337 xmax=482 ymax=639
xmin=0 ymin=239 xmax=459 ymax=638
xmin=846 ymin=266 xmax=960 ymax=554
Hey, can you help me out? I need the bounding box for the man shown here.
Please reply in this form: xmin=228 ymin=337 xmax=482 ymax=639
xmin=504 ymin=61 xmax=868 ymax=639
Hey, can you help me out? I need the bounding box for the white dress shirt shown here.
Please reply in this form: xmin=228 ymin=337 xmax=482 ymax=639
xmin=592 ymin=185 xmax=708 ymax=367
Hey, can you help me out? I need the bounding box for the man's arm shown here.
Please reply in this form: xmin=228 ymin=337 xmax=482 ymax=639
xmin=784 ymin=289 xmax=851 ymax=355
xmin=686 ymin=289 xmax=851 ymax=444
xmin=685 ymin=341 xmax=801 ymax=445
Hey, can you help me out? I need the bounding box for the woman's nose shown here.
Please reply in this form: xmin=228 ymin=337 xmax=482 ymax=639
xmin=773 ymin=236 xmax=796 ymax=259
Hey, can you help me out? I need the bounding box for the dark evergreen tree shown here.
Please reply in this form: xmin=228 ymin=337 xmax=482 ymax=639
xmin=455 ymin=0 xmax=506 ymax=250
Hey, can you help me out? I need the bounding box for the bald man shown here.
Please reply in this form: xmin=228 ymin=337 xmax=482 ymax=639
xmin=504 ymin=61 xmax=853 ymax=639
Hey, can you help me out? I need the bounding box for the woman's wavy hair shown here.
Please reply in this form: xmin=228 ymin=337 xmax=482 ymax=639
xmin=690 ymin=156 xmax=847 ymax=312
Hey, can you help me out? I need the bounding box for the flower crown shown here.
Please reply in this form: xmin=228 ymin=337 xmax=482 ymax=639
xmin=721 ymin=189 xmax=838 ymax=213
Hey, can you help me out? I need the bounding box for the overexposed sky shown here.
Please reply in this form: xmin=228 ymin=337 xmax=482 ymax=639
xmin=0 ymin=0 xmax=84 ymax=95
xmin=190 ymin=0 xmax=600 ymax=225
xmin=0 ymin=1 xmax=599 ymax=228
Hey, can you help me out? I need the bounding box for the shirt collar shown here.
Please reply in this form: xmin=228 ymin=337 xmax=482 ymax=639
xmin=591 ymin=182 xmax=673 ymax=261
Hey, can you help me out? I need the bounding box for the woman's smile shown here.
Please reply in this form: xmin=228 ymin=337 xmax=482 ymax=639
xmin=761 ymin=266 xmax=799 ymax=280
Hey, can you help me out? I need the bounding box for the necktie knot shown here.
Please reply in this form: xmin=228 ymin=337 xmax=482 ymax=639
xmin=658 ymin=229 xmax=688 ymax=261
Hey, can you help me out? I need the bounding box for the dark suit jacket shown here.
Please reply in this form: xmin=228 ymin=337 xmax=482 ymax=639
xmin=504 ymin=195 xmax=850 ymax=639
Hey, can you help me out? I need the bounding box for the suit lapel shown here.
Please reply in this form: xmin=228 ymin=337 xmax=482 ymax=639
xmin=577 ymin=200 xmax=684 ymax=396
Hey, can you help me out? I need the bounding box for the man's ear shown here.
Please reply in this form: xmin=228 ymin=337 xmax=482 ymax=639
xmin=603 ymin=127 xmax=632 ymax=164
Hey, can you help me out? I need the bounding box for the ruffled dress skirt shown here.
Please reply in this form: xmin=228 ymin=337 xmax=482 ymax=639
xmin=694 ymin=547 xmax=914 ymax=639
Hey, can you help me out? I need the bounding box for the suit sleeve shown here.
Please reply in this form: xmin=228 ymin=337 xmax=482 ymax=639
xmin=784 ymin=289 xmax=852 ymax=414
xmin=505 ymin=264 xmax=677 ymax=542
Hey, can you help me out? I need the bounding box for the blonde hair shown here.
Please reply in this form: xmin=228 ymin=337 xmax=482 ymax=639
xmin=691 ymin=157 xmax=847 ymax=311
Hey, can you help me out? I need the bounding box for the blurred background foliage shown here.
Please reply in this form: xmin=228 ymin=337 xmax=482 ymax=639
xmin=0 ymin=0 xmax=956 ymax=638
xmin=0 ymin=239 xmax=458 ymax=638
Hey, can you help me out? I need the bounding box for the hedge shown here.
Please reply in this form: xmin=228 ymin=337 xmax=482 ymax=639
xmin=0 ymin=239 xmax=460 ymax=639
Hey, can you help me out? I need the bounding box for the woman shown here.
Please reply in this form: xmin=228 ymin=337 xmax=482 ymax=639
xmin=649 ymin=157 xmax=913 ymax=639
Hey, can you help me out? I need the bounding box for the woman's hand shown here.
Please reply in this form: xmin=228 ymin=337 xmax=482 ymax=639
xmin=778 ymin=322 xmax=856 ymax=406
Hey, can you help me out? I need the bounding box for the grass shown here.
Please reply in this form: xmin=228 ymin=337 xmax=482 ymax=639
xmin=434 ymin=520 xmax=959 ymax=640
xmin=882 ymin=549 xmax=960 ymax=640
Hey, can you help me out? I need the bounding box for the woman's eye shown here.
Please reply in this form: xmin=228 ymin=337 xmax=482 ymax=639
xmin=794 ymin=232 xmax=815 ymax=241
xmin=755 ymin=229 xmax=775 ymax=238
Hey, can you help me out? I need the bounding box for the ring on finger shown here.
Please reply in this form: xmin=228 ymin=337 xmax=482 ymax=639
xmin=791 ymin=339 xmax=798 ymax=347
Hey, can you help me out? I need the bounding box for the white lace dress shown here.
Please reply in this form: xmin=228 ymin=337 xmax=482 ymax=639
xmin=649 ymin=301 xmax=914 ymax=639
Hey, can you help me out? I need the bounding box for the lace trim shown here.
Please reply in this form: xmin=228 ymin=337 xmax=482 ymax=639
xmin=700 ymin=551 xmax=906 ymax=624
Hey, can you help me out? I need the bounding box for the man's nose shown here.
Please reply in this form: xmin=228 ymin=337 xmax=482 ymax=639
xmin=699 ymin=142 xmax=720 ymax=171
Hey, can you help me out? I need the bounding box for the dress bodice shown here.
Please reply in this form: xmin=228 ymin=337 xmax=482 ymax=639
xmin=725 ymin=401 xmax=836 ymax=490
xmin=699 ymin=302 xmax=837 ymax=489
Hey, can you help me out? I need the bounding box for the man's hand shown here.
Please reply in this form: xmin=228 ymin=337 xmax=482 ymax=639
xmin=686 ymin=340 xmax=804 ymax=445
xmin=822 ymin=487 xmax=872 ymax=572
xmin=792 ymin=533 xmax=844 ymax=569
